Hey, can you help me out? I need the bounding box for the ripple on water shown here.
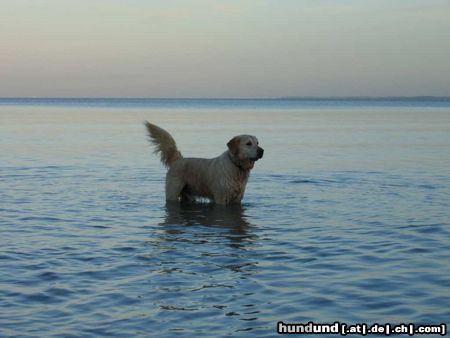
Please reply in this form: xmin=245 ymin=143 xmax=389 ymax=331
xmin=1 ymin=159 xmax=449 ymax=336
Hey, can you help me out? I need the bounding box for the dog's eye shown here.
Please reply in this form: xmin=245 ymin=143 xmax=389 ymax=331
xmin=246 ymin=142 xmax=252 ymax=146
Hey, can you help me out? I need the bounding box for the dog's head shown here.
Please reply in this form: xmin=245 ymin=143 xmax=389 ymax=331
xmin=227 ymin=135 xmax=264 ymax=170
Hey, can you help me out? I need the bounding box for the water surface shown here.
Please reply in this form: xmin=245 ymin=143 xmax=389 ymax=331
xmin=1 ymin=99 xmax=449 ymax=337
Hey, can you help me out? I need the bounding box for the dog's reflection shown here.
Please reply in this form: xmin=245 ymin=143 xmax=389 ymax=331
xmin=161 ymin=202 xmax=257 ymax=248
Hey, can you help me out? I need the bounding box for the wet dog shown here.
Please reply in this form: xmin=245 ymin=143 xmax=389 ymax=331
xmin=144 ymin=122 xmax=263 ymax=205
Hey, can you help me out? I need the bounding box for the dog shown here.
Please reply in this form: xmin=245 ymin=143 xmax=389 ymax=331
xmin=144 ymin=122 xmax=263 ymax=205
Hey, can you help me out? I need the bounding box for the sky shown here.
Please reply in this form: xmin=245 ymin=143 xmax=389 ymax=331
xmin=1 ymin=0 xmax=450 ymax=98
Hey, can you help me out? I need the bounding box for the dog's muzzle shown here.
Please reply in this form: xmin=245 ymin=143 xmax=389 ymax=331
xmin=257 ymin=147 xmax=264 ymax=159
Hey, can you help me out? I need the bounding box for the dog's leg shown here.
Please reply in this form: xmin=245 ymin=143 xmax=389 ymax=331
xmin=213 ymin=192 xmax=228 ymax=205
xmin=165 ymin=174 xmax=185 ymax=202
xmin=180 ymin=190 xmax=196 ymax=203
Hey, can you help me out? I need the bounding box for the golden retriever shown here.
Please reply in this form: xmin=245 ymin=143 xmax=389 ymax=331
xmin=144 ymin=122 xmax=263 ymax=205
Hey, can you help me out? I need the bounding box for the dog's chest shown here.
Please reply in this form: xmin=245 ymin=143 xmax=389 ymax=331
xmin=229 ymin=185 xmax=243 ymax=201
xmin=224 ymin=175 xmax=248 ymax=202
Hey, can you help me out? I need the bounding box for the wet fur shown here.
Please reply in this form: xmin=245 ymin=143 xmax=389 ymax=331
xmin=144 ymin=122 xmax=263 ymax=205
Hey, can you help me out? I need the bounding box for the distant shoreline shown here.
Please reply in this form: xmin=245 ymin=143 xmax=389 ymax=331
xmin=2 ymin=96 xmax=450 ymax=109
xmin=1 ymin=96 xmax=450 ymax=101
xmin=278 ymin=96 xmax=450 ymax=101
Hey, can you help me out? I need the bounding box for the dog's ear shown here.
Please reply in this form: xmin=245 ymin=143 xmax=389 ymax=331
xmin=227 ymin=136 xmax=240 ymax=155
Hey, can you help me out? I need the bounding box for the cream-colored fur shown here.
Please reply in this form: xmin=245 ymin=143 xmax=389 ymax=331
xmin=144 ymin=122 xmax=264 ymax=205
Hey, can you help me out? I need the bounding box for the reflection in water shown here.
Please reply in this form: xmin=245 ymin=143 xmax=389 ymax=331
xmin=142 ymin=202 xmax=264 ymax=330
xmin=161 ymin=202 xmax=257 ymax=248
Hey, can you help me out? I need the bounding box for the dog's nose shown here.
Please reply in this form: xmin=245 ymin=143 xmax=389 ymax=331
xmin=257 ymin=147 xmax=264 ymax=159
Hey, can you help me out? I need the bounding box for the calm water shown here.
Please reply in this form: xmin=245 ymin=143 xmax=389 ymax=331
xmin=1 ymin=99 xmax=450 ymax=337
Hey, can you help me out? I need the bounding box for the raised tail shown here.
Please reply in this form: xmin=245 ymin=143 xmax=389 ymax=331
xmin=144 ymin=122 xmax=182 ymax=168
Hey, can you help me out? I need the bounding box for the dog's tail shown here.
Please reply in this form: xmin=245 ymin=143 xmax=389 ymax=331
xmin=144 ymin=122 xmax=182 ymax=168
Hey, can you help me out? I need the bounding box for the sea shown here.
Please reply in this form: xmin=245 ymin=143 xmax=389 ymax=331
xmin=1 ymin=98 xmax=449 ymax=337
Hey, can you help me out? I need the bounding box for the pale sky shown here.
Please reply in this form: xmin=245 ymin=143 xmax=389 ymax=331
xmin=1 ymin=0 xmax=450 ymax=98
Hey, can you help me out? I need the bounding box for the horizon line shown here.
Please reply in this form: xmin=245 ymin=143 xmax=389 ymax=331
xmin=1 ymin=96 xmax=450 ymax=101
